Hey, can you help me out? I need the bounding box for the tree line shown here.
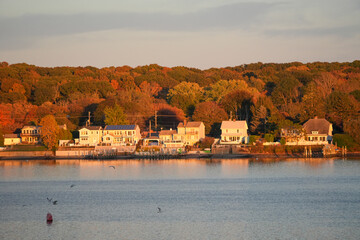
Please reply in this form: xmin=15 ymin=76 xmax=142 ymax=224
xmin=0 ymin=61 xmax=359 ymax=148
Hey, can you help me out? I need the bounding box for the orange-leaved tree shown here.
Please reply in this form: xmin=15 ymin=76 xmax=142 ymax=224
xmin=40 ymin=115 xmax=59 ymax=153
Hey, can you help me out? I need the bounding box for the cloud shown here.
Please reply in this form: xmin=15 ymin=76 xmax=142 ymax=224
xmin=265 ymin=25 xmax=360 ymax=38
xmin=0 ymin=2 xmax=277 ymax=49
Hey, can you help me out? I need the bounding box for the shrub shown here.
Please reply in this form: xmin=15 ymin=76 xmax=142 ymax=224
xmin=198 ymin=137 xmax=215 ymax=150
xmin=249 ymin=135 xmax=261 ymax=145
xmin=333 ymin=134 xmax=359 ymax=150
xmin=264 ymin=134 xmax=274 ymax=142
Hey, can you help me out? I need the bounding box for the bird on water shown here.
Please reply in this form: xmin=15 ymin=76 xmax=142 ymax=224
xmin=109 ymin=166 xmax=116 ymax=169
xmin=157 ymin=207 xmax=162 ymax=213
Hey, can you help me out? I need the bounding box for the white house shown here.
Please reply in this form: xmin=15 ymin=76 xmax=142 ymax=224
xmin=220 ymin=120 xmax=249 ymax=144
xmin=4 ymin=134 xmax=21 ymax=146
xmin=102 ymin=125 xmax=141 ymax=146
xmin=78 ymin=126 xmax=103 ymax=146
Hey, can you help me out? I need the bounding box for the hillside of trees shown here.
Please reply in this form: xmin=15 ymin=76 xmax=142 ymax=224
xmin=0 ymin=61 xmax=360 ymax=146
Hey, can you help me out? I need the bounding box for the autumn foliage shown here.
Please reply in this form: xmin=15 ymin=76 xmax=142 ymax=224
xmin=0 ymin=61 xmax=359 ymax=145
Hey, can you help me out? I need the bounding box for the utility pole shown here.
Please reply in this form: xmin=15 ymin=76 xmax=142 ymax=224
xmin=155 ymin=111 xmax=157 ymax=132
xmin=149 ymin=120 xmax=152 ymax=135
xmin=86 ymin=111 xmax=91 ymax=126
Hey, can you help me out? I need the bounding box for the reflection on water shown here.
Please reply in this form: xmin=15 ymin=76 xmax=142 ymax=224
xmin=1 ymin=158 xmax=360 ymax=240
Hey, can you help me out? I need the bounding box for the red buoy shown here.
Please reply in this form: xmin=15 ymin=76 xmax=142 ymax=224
xmin=46 ymin=213 xmax=53 ymax=224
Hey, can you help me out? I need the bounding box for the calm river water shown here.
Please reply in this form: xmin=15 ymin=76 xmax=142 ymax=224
xmin=0 ymin=158 xmax=360 ymax=240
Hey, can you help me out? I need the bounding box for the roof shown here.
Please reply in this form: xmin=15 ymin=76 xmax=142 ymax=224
xmin=303 ymin=118 xmax=331 ymax=135
xmin=159 ymin=130 xmax=177 ymax=136
xmin=80 ymin=126 xmax=102 ymax=130
xmin=221 ymin=121 xmax=248 ymax=129
xmin=177 ymin=121 xmax=203 ymax=128
xmin=22 ymin=125 xmax=41 ymax=129
xmin=4 ymin=134 xmax=19 ymax=138
xmin=104 ymin=125 xmax=137 ymax=130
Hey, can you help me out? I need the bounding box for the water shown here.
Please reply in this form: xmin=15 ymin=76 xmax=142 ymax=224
xmin=1 ymin=158 xmax=360 ymax=239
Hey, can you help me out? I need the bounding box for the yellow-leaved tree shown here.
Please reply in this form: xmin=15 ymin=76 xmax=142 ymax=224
xmin=40 ymin=115 xmax=59 ymax=153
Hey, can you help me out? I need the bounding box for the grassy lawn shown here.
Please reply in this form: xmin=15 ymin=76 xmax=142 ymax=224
xmin=6 ymin=145 xmax=47 ymax=151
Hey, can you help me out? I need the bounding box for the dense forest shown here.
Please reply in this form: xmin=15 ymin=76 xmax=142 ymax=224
xmin=0 ymin=61 xmax=360 ymax=146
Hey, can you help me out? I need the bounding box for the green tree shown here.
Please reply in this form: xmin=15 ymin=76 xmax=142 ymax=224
xmin=192 ymin=101 xmax=228 ymax=136
xmin=250 ymin=105 xmax=267 ymax=134
xmin=58 ymin=128 xmax=73 ymax=140
xmin=204 ymin=79 xmax=259 ymax=102
xmin=104 ymin=104 xmax=129 ymax=125
xmin=326 ymin=91 xmax=356 ymax=127
xmin=220 ymin=90 xmax=253 ymax=122
xmin=344 ymin=119 xmax=360 ymax=145
xmin=40 ymin=115 xmax=59 ymax=152
xmin=167 ymin=82 xmax=203 ymax=116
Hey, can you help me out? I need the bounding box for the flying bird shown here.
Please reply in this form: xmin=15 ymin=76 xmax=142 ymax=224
xmin=47 ymin=197 xmax=52 ymax=202
xmin=52 ymin=200 xmax=58 ymax=205
xmin=109 ymin=166 xmax=115 ymax=169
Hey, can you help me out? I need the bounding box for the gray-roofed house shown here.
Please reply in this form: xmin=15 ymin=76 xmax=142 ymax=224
xmin=303 ymin=117 xmax=333 ymax=144
xmin=102 ymin=125 xmax=141 ymax=146
xmin=220 ymin=120 xmax=249 ymax=144
xmin=79 ymin=126 xmax=103 ymax=146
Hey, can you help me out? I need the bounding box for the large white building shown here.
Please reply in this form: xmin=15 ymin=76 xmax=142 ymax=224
xmin=78 ymin=126 xmax=103 ymax=146
xmin=102 ymin=125 xmax=141 ymax=146
xmin=220 ymin=120 xmax=249 ymax=144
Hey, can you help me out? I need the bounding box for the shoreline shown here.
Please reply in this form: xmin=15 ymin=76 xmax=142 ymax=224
xmin=0 ymin=151 xmax=359 ymax=160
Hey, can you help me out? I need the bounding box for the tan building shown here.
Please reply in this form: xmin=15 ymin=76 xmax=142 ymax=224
xmin=21 ymin=125 xmax=42 ymax=144
xmin=177 ymin=121 xmax=205 ymax=146
xmin=220 ymin=120 xmax=249 ymax=144
xmin=79 ymin=126 xmax=103 ymax=146
xmin=159 ymin=129 xmax=183 ymax=148
xmin=4 ymin=134 xmax=21 ymax=146
xmin=102 ymin=125 xmax=141 ymax=146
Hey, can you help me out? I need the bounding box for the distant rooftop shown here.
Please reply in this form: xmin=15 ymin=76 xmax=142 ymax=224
xmin=178 ymin=121 xmax=203 ymax=128
xmin=105 ymin=125 xmax=137 ymax=130
xmin=80 ymin=126 xmax=102 ymax=130
xmin=303 ymin=118 xmax=331 ymax=135
xmin=159 ymin=129 xmax=177 ymax=136
xmin=4 ymin=134 xmax=19 ymax=138
xmin=221 ymin=120 xmax=248 ymax=129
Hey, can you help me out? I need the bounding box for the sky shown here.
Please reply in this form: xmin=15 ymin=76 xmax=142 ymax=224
xmin=0 ymin=0 xmax=359 ymax=69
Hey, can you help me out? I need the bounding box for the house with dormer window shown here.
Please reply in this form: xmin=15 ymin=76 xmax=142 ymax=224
xmin=303 ymin=117 xmax=332 ymax=144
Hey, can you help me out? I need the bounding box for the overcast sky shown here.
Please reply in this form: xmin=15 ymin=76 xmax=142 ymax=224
xmin=1 ymin=0 xmax=359 ymax=69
